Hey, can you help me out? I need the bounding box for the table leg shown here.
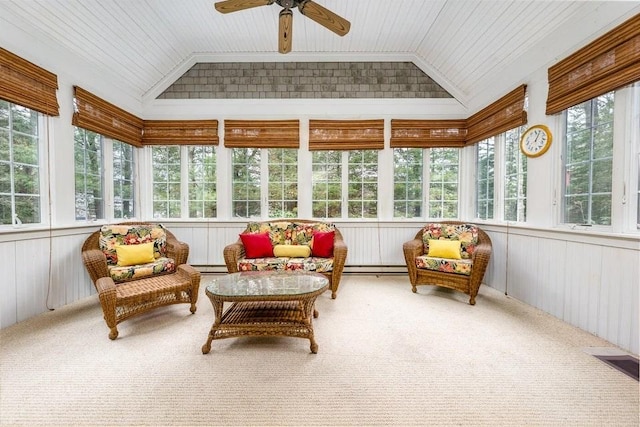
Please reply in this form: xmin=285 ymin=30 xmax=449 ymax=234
xmin=202 ymin=298 xmax=224 ymax=355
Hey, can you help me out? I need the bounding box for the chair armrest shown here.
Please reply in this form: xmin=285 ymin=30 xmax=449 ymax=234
xmin=403 ymin=238 xmax=423 ymax=259
xmin=81 ymin=248 xmax=110 ymax=284
xmin=166 ymin=240 xmax=189 ymax=266
xmin=224 ymin=240 xmax=246 ymax=273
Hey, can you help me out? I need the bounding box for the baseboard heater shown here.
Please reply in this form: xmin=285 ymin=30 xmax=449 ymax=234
xmin=193 ymin=265 xmax=408 ymax=274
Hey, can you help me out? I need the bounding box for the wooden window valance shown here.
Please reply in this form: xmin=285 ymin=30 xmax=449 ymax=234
xmin=0 ymin=47 xmax=59 ymax=116
xmin=72 ymin=86 xmax=144 ymax=147
xmin=142 ymin=120 xmax=219 ymax=145
xmin=390 ymin=119 xmax=467 ymax=148
xmin=465 ymin=84 xmax=527 ymax=145
xmin=546 ymin=13 xmax=640 ymax=115
xmin=308 ymin=119 xmax=385 ymax=150
xmin=223 ymin=120 xmax=299 ymax=148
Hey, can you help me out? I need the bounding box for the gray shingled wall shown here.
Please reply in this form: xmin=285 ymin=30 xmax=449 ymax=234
xmin=158 ymin=62 xmax=452 ymax=99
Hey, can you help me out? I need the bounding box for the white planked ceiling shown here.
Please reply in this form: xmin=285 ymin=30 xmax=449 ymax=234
xmin=0 ymin=0 xmax=638 ymax=107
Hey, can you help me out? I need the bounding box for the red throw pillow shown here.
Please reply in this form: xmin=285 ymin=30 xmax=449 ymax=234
xmin=311 ymin=231 xmax=335 ymax=258
xmin=239 ymin=232 xmax=274 ymax=258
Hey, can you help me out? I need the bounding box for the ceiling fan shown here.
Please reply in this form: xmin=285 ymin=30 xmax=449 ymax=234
xmin=214 ymin=0 xmax=351 ymax=54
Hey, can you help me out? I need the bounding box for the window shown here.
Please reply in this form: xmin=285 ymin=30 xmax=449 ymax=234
xmin=188 ymin=146 xmax=217 ymax=218
xmin=428 ymin=148 xmax=459 ymax=219
xmin=348 ymin=150 xmax=378 ymax=218
xmin=152 ymin=145 xmax=217 ymax=219
xmin=0 ymin=100 xmax=42 ymax=225
xmin=504 ymin=127 xmax=527 ymax=221
xmin=75 ymin=128 xmax=138 ymax=221
xmin=74 ymin=127 xmax=103 ymax=221
xmin=312 ymin=151 xmax=342 ymax=218
xmin=231 ymin=147 xmax=297 ymax=219
xmin=112 ymin=141 xmax=135 ymax=219
xmin=393 ymin=148 xmax=423 ymax=218
xmin=476 ymin=138 xmax=495 ymax=220
xmin=563 ymin=92 xmax=614 ymax=225
xmin=393 ymin=147 xmax=459 ymax=219
xmin=311 ymin=150 xmax=378 ymax=219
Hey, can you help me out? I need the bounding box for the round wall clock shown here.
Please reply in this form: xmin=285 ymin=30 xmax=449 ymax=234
xmin=520 ymin=124 xmax=552 ymax=158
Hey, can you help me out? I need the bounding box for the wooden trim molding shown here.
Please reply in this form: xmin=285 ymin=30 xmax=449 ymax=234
xmin=72 ymin=86 xmax=144 ymax=147
xmin=547 ymin=13 xmax=640 ymax=115
xmin=466 ymin=84 xmax=527 ymax=145
xmin=309 ymin=119 xmax=385 ymax=150
xmin=0 ymin=47 xmax=59 ymax=116
xmin=142 ymin=120 xmax=219 ymax=145
xmin=223 ymin=119 xmax=300 ymax=148
xmin=390 ymin=119 xmax=467 ymax=148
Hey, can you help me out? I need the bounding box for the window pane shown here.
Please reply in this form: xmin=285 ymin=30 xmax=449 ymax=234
xmin=113 ymin=140 xmax=135 ymax=219
xmin=152 ymin=146 xmax=181 ymax=219
xmin=347 ymin=150 xmax=378 ymax=219
xmin=429 ymin=148 xmax=459 ymax=219
xmin=563 ymin=92 xmax=614 ymax=225
xmin=476 ymin=137 xmax=494 ymax=219
xmin=0 ymin=102 xmax=41 ymax=225
xmin=312 ymin=150 xmax=342 ymax=218
xmin=394 ymin=148 xmax=423 ymax=218
xmin=232 ymin=148 xmax=260 ymax=218
xmin=504 ymin=127 xmax=527 ymax=221
xmin=267 ymin=148 xmax=297 ymax=218
xmin=188 ymin=145 xmax=216 ymax=218
xmin=74 ymin=127 xmax=103 ymax=221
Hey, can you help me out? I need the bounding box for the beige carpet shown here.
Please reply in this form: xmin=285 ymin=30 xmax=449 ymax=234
xmin=1 ymin=275 xmax=638 ymax=426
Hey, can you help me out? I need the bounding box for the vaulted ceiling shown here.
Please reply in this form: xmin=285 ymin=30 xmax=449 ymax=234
xmin=0 ymin=0 xmax=638 ymax=110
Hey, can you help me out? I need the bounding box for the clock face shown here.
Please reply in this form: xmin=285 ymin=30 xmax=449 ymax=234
xmin=520 ymin=125 xmax=552 ymax=157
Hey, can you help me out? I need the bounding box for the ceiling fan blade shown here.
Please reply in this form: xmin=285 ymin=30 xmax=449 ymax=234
xmin=298 ymin=0 xmax=350 ymax=37
xmin=279 ymin=9 xmax=293 ymax=54
xmin=214 ymin=0 xmax=274 ymax=14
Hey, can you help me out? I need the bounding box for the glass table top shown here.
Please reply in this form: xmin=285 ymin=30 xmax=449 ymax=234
xmin=205 ymin=270 xmax=329 ymax=297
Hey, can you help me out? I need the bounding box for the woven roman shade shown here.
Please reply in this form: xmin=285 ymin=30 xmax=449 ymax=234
xmin=142 ymin=120 xmax=219 ymax=145
xmin=72 ymin=86 xmax=144 ymax=147
xmin=0 ymin=47 xmax=59 ymax=116
xmin=465 ymin=85 xmax=527 ymax=145
xmin=547 ymin=13 xmax=640 ymax=115
xmin=223 ymin=120 xmax=299 ymax=148
xmin=390 ymin=119 xmax=467 ymax=148
xmin=308 ymin=119 xmax=384 ymax=150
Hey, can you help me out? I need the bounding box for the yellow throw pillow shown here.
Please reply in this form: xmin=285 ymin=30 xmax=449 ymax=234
xmin=273 ymin=244 xmax=311 ymax=258
xmin=427 ymin=239 xmax=462 ymax=259
xmin=116 ymin=242 xmax=155 ymax=266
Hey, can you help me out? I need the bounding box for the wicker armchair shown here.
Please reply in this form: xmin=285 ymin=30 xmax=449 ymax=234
xmin=224 ymin=219 xmax=347 ymax=299
xmin=403 ymin=221 xmax=492 ymax=305
xmin=81 ymin=222 xmax=201 ymax=339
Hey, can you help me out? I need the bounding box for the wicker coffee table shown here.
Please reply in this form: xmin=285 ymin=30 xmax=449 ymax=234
xmin=201 ymin=270 xmax=329 ymax=354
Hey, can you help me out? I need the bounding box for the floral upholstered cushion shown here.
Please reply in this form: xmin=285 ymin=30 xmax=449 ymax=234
xmin=238 ymin=257 xmax=287 ymax=271
xmin=99 ymin=224 xmax=167 ymax=266
xmin=108 ymin=257 xmax=176 ymax=282
xmin=422 ymin=223 xmax=478 ymax=260
xmin=415 ymin=255 xmax=472 ymax=276
xmin=285 ymin=257 xmax=334 ymax=273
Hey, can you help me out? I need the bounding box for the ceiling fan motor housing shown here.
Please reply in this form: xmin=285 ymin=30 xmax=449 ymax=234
xmin=277 ymin=0 xmax=302 ymax=9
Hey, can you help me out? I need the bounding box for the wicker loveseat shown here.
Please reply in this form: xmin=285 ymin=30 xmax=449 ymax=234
xmin=81 ymin=222 xmax=201 ymax=339
xmin=224 ymin=219 xmax=347 ymax=299
xmin=403 ymin=221 xmax=492 ymax=305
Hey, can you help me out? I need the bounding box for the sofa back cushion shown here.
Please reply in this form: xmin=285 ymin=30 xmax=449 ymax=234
xmin=244 ymin=221 xmax=336 ymax=247
xmin=422 ymin=223 xmax=478 ymax=260
xmin=99 ymin=224 xmax=167 ymax=266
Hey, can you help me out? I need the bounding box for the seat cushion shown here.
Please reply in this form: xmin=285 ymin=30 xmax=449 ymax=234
xmin=108 ymin=257 xmax=176 ymax=282
xmin=238 ymin=257 xmax=288 ymax=271
xmin=285 ymin=257 xmax=334 ymax=273
xmin=415 ymin=255 xmax=473 ymax=276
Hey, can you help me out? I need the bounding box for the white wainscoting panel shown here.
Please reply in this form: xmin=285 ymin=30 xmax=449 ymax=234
xmin=0 ymin=223 xmax=638 ymax=355
xmin=0 ymin=241 xmax=18 ymax=328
